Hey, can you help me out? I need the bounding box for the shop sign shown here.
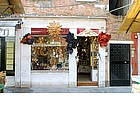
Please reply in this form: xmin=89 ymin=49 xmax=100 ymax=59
xmin=77 ymin=29 xmax=98 ymax=37
xmin=0 ymin=29 xmax=9 ymax=36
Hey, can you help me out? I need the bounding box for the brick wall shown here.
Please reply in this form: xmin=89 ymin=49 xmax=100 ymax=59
xmin=20 ymin=0 xmax=131 ymax=41
xmin=106 ymin=14 xmax=131 ymax=41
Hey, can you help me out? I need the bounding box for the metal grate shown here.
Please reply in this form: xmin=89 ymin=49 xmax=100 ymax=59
xmin=110 ymin=44 xmax=130 ymax=86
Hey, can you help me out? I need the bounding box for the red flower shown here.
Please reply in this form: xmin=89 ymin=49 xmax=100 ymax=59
xmin=98 ymin=32 xmax=111 ymax=47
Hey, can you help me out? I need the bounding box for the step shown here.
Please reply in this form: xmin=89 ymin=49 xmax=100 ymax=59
xmin=77 ymin=82 xmax=98 ymax=86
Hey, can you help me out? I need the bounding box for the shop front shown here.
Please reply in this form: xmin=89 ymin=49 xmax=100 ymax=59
xmin=14 ymin=17 xmax=107 ymax=87
xmin=0 ymin=19 xmax=20 ymax=87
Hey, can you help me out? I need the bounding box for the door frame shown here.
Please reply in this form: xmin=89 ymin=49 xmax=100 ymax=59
xmin=109 ymin=41 xmax=134 ymax=86
xmin=0 ymin=37 xmax=6 ymax=71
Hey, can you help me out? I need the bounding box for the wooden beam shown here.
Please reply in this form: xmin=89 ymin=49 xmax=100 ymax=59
xmin=0 ymin=0 xmax=25 ymax=16
xmin=10 ymin=0 xmax=25 ymax=14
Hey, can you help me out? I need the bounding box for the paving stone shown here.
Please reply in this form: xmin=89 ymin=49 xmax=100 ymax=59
xmin=3 ymin=86 xmax=132 ymax=93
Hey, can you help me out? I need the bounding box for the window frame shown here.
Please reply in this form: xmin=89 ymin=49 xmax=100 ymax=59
xmin=31 ymin=35 xmax=69 ymax=71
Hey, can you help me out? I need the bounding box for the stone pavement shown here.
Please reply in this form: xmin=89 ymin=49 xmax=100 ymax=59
xmin=3 ymin=86 xmax=132 ymax=93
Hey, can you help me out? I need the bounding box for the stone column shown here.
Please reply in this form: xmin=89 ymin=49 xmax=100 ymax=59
xmin=98 ymin=45 xmax=106 ymax=87
xmin=20 ymin=27 xmax=31 ymax=87
xmin=15 ymin=27 xmax=22 ymax=87
xmin=68 ymin=29 xmax=77 ymax=87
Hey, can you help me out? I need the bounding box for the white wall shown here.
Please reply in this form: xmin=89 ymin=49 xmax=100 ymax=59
xmin=22 ymin=17 xmax=106 ymax=30
xmin=6 ymin=76 xmax=15 ymax=86
xmin=68 ymin=28 xmax=77 ymax=87
xmin=15 ymin=28 xmax=22 ymax=87
xmin=20 ymin=27 xmax=31 ymax=87
xmin=98 ymin=46 xmax=106 ymax=87
xmin=31 ymin=72 xmax=68 ymax=87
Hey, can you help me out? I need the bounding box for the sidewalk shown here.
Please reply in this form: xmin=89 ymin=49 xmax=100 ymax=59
xmin=3 ymin=86 xmax=132 ymax=93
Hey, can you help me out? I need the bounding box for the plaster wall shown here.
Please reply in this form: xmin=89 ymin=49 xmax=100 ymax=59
xmin=31 ymin=72 xmax=69 ymax=87
xmin=22 ymin=17 xmax=106 ymax=30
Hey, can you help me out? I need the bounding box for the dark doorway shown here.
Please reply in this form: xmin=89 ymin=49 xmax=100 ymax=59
xmin=77 ymin=37 xmax=91 ymax=83
xmin=110 ymin=44 xmax=131 ymax=86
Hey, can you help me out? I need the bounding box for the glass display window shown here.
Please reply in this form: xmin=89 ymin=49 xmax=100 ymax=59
xmin=31 ymin=36 xmax=69 ymax=71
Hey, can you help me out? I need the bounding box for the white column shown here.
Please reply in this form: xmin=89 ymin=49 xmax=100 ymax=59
xmin=98 ymin=45 xmax=106 ymax=87
xmin=68 ymin=29 xmax=77 ymax=87
xmin=138 ymin=33 xmax=140 ymax=75
xmin=15 ymin=28 xmax=22 ymax=87
xmin=20 ymin=27 xmax=31 ymax=87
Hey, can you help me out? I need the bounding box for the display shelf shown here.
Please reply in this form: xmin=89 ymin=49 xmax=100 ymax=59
xmin=31 ymin=35 xmax=68 ymax=71
xmin=32 ymin=43 xmax=65 ymax=47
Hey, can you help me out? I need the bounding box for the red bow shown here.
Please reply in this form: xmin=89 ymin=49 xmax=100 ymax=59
xmin=98 ymin=32 xmax=111 ymax=47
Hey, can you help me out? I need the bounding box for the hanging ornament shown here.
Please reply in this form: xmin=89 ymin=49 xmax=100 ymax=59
xmin=20 ymin=33 xmax=34 ymax=45
xmin=98 ymin=32 xmax=111 ymax=47
xmin=47 ymin=21 xmax=62 ymax=38
xmin=66 ymin=32 xmax=79 ymax=54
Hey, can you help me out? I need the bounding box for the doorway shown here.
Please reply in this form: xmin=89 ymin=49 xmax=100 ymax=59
xmin=110 ymin=43 xmax=131 ymax=86
xmin=77 ymin=37 xmax=98 ymax=86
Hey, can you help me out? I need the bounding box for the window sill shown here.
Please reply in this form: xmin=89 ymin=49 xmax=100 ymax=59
xmin=31 ymin=70 xmax=69 ymax=73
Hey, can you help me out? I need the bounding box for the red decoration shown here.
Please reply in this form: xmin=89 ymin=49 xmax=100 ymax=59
xmin=98 ymin=32 xmax=111 ymax=47
xmin=20 ymin=33 xmax=34 ymax=45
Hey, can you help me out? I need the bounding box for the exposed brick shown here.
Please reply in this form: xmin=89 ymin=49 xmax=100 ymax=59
xmin=20 ymin=0 xmax=131 ymax=41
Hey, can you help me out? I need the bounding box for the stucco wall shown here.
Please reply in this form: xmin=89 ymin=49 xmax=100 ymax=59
xmin=31 ymin=72 xmax=69 ymax=87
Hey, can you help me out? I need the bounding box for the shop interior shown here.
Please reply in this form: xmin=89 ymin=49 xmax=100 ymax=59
xmin=77 ymin=36 xmax=98 ymax=84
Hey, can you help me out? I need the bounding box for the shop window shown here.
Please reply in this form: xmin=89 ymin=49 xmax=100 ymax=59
xmin=6 ymin=42 xmax=14 ymax=71
xmin=31 ymin=36 xmax=69 ymax=71
xmin=0 ymin=37 xmax=15 ymax=76
xmin=5 ymin=37 xmax=15 ymax=76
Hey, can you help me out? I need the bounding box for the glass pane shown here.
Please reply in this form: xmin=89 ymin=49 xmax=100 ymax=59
xmin=7 ymin=42 xmax=14 ymax=48
xmin=31 ymin=36 xmax=69 ymax=71
xmin=7 ymin=47 xmax=14 ymax=53
xmin=6 ymin=65 xmax=13 ymax=70
xmin=6 ymin=59 xmax=13 ymax=64
xmin=6 ymin=54 xmax=13 ymax=59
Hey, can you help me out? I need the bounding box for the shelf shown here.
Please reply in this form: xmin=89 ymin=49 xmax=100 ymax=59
xmin=32 ymin=43 xmax=66 ymax=47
